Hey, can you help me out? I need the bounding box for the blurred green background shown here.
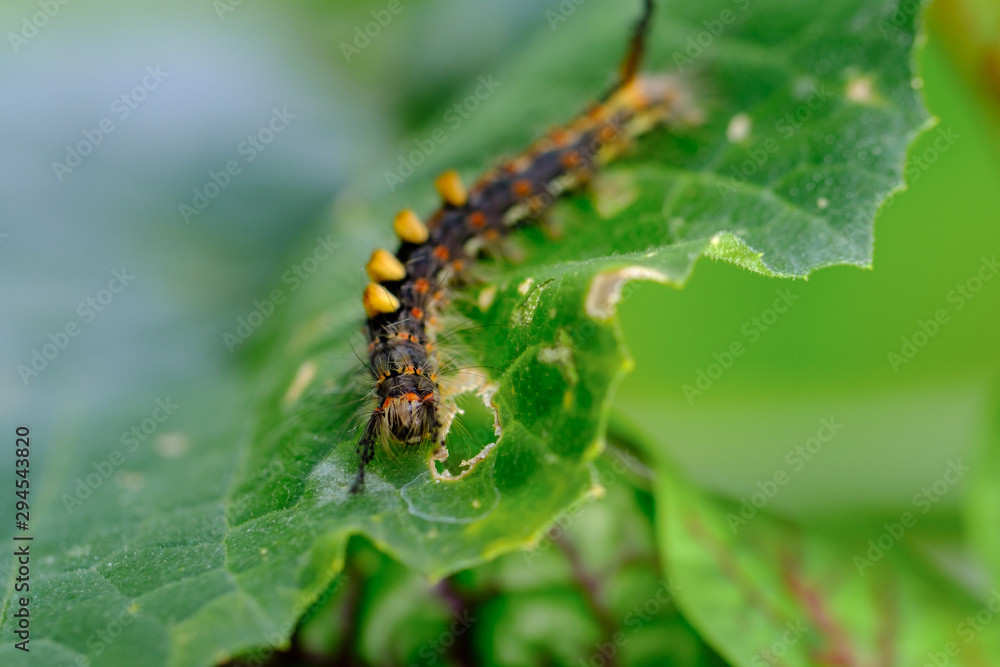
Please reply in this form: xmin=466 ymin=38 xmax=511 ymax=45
xmin=617 ymin=31 xmax=1000 ymax=520
xmin=2 ymin=0 xmax=999 ymax=664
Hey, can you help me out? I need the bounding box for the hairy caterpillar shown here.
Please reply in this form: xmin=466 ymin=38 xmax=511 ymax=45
xmin=352 ymin=0 xmax=695 ymax=492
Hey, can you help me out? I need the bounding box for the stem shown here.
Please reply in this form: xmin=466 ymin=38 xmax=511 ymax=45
xmin=552 ymin=531 xmax=620 ymax=667
xmin=433 ymin=577 xmax=480 ymax=667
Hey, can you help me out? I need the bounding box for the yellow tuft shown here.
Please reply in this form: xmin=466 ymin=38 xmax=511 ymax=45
xmin=434 ymin=170 xmax=468 ymax=207
xmin=366 ymin=248 xmax=406 ymax=282
xmin=393 ymin=209 xmax=429 ymax=244
xmin=610 ymin=79 xmax=649 ymax=113
xmin=363 ymin=283 xmax=401 ymax=318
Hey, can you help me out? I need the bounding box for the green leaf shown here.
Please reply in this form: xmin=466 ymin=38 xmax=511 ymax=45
xmin=650 ymin=452 xmax=1000 ymax=667
xmin=4 ymin=0 xmax=929 ymax=665
xmin=968 ymin=407 xmax=1000 ymax=591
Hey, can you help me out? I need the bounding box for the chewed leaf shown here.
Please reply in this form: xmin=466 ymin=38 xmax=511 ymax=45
xmin=3 ymin=1 xmax=929 ymax=665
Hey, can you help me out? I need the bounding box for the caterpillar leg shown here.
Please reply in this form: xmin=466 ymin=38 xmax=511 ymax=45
xmin=350 ymin=413 xmax=380 ymax=494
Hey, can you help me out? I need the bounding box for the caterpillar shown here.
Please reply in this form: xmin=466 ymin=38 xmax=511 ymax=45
xmin=352 ymin=0 xmax=694 ymax=493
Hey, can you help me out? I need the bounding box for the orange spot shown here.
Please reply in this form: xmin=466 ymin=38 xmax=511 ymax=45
xmin=421 ymin=393 xmax=435 ymax=402
xmin=513 ymin=179 xmax=533 ymax=197
xmin=469 ymin=211 xmax=487 ymax=229
xmin=587 ymin=103 xmax=610 ymax=121
xmin=404 ymin=392 xmax=419 ymax=402
xmin=382 ymin=396 xmax=395 ymax=409
xmin=452 ymin=260 xmax=465 ymax=273
xmin=484 ymin=229 xmax=500 ymax=242
xmin=411 ymin=307 xmax=424 ymax=319
xmin=414 ymin=278 xmax=430 ymax=295
xmin=426 ymin=343 xmax=436 ymax=353
xmin=404 ymin=365 xmax=415 ymax=374
xmin=433 ymin=245 xmax=450 ymax=262
xmin=550 ymin=127 xmax=572 ymax=146
xmin=561 ymin=151 xmax=583 ymax=170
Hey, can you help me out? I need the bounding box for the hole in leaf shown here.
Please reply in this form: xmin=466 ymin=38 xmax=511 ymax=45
xmin=433 ymin=391 xmax=497 ymax=478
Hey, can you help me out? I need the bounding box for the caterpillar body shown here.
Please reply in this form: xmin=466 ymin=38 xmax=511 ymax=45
xmin=352 ymin=0 xmax=694 ymax=492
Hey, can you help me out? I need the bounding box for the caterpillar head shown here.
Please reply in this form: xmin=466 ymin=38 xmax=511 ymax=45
xmin=382 ymin=389 xmax=438 ymax=445
xmin=351 ymin=380 xmax=440 ymax=494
